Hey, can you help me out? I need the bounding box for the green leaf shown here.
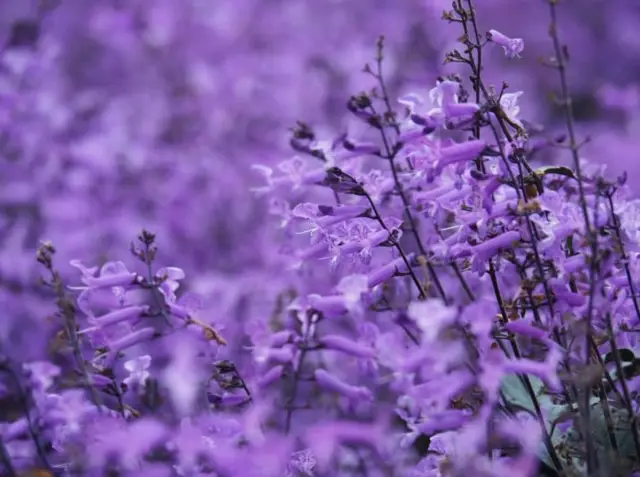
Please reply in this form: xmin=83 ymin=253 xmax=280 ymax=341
xmin=501 ymin=374 xmax=551 ymax=414
xmin=501 ymin=374 xmax=596 ymax=473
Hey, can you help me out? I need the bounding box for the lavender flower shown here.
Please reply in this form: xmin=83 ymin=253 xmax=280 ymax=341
xmin=1 ymin=1 xmax=639 ymax=475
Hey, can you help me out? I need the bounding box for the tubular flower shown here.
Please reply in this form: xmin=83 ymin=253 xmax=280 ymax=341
xmin=487 ymin=29 xmax=525 ymax=58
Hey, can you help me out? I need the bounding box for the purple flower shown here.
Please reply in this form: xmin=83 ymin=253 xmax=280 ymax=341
xmin=23 ymin=361 xmax=60 ymax=392
xmin=488 ymin=29 xmax=525 ymax=58
xmin=499 ymin=91 xmax=524 ymax=127
xmin=256 ymin=365 xmax=284 ymax=389
xmin=49 ymin=389 xmax=92 ymax=434
xmin=82 ymin=305 xmax=148 ymax=333
xmin=156 ymin=266 xmax=186 ymax=302
xmin=407 ymin=299 xmax=458 ymax=343
xmin=335 ymin=273 xmax=369 ymax=313
xmin=163 ymin=337 xmax=205 ymax=416
xmin=367 ymin=255 xmax=414 ymax=288
xmin=70 ymin=260 xmax=137 ymax=290
xmin=504 ymin=320 xmax=548 ymax=341
xmin=123 ymin=354 xmax=152 ymax=389
xmin=320 ymin=334 xmax=375 ymax=359
xmin=286 ymin=449 xmax=317 ymax=477
xmin=105 ymin=327 xmax=155 ymax=367
xmin=313 ymin=369 xmax=373 ymax=401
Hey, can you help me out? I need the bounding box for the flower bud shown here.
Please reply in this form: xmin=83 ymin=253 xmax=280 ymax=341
xmin=105 ymin=327 xmax=155 ymax=367
xmin=320 ymin=335 xmax=375 ymax=359
xmin=563 ymin=254 xmax=585 ymax=274
xmin=505 ymin=321 xmax=547 ymax=341
xmin=368 ymin=255 xmax=413 ymax=288
xmin=89 ymin=374 xmax=113 ymax=388
xmin=444 ymin=102 xmax=480 ymax=119
xmin=257 ymin=365 xmax=284 ymax=389
xmin=93 ymin=305 xmax=148 ymax=329
xmin=308 ymin=294 xmax=348 ymax=316
xmin=473 ymin=231 xmax=520 ymax=260
xmin=270 ymin=330 xmax=293 ymax=347
xmin=314 ymin=369 xmax=372 ymax=401
xmin=85 ymin=271 xmax=137 ymax=289
xmin=439 ymin=139 xmax=486 ymax=167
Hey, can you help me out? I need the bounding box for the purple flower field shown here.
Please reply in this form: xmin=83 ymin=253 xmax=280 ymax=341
xmin=2 ymin=0 xmax=640 ymax=475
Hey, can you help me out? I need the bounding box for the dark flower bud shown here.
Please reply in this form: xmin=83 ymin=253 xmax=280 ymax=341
xmin=366 ymin=115 xmax=383 ymax=130
xmin=354 ymin=93 xmax=372 ymax=109
xmin=317 ymin=205 xmax=335 ymax=216
xmin=138 ymin=230 xmax=156 ymax=246
xmin=410 ymin=114 xmax=429 ymax=126
xmin=215 ymin=360 xmax=236 ymax=373
xmin=603 ymin=348 xmax=635 ymax=365
xmin=290 ymin=137 xmax=311 ymax=154
xmin=291 ymin=121 xmax=315 ymax=141
xmin=469 ymin=169 xmax=488 ymax=181
xmin=323 ymin=168 xmax=365 ymax=196
xmin=480 ymin=146 xmax=502 ymax=157
xmin=207 ymin=392 xmax=223 ymax=405
xmin=7 ymin=20 xmax=39 ymax=49
xmin=343 ymin=139 xmax=355 ymax=151
xmin=617 ymin=171 xmax=628 ymax=186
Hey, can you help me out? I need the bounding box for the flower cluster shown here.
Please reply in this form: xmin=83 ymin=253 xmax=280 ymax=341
xmin=1 ymin=0 xmax=640 ymax=476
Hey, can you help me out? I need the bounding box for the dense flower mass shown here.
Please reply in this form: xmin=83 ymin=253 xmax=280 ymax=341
xmin=2 ymin=0 xmax=640 ymax=476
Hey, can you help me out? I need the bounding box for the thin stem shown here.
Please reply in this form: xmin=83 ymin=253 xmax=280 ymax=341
xmin=0 ymin=365 xmax=52 ymax=472
xmin=0 ymin=437 xmax=17 ymax=477
xmin=544 ymin=11 xmax=602 ymax=465
xmin=284 ymin=312 xmax=316 ymax=433
xmin=605 ymin=192 xmax=640 ymax=323
xmin=604 ymin=313 xmax=640 ymax=461
xmin=361 ymin=189 xmax=426 ymax=299
xmin=368 ymin=101 xmax=446 ymax=302
xmin=369 ymin=40 xmax=478 ymax=303
xmin=37 ymin=244 xmax=102 ymax=409
xmin=546 ymin=0 xmax=592 ymax=236
xmin=487 ymin=261 xmax=565 ymax=471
